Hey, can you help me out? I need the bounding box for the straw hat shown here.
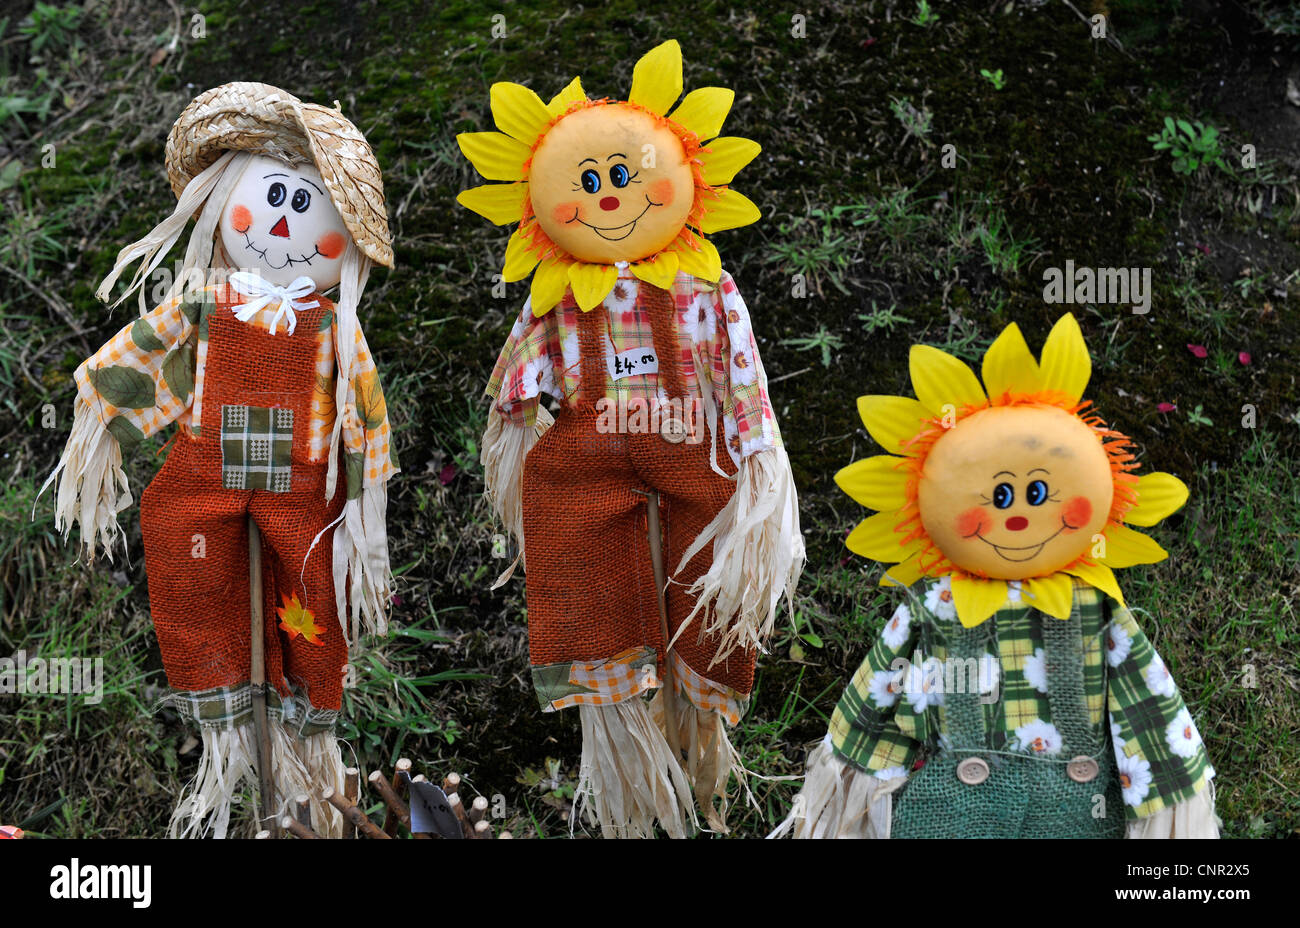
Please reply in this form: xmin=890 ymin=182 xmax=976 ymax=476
xmin=165 ymin=81 xmax=393 ymax=268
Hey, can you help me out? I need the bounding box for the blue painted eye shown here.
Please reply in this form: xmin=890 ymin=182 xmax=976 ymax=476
xmin=609 ymin=163 xmax=630 ymax=188
xmin=1026 ymin=479 xmax=1049 ymax=506
xmin=267 ymin=182 xmax=286 ymax=207
xmin=581 ymin=169 xmax=601 ymax=194
xmin=291 ymin=188 xmax=311 ymax=213
xmin=992 ymin=483 xmax=1015 ymax=509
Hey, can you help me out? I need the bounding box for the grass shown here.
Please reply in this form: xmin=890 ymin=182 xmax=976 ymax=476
xmin=0 ymin=0 xmax=1297 ymax=839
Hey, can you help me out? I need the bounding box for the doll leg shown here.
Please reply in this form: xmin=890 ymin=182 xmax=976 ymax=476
xmin=247 ymin=467 xmax=348 ymax=837
xmin=139 ymin=444 xmax=261 ymax=838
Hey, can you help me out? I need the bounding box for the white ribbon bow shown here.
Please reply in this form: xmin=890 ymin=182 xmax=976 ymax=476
xmin=229 ymin=271 xmax=320 ymax=336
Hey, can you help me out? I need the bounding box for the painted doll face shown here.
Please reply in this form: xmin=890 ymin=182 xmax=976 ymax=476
xmin=916 ymin=405 xmax=1114 ymax=580
xmin=219 ymin=154 xmax=351 ymax=289
xmin=528 ymin=104 xmax=695 ymax=264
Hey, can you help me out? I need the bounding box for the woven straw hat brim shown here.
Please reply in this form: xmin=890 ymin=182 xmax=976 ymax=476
xmin=165 ymin=82 xmax=393 ymax=268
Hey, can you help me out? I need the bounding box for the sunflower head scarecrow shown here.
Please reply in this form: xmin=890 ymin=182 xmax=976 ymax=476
xmin=460 ymin=41 xmax=804 ymax=838
xmin=41 ymin=83 xmax=397 ymax=838
xmin=775 ymin=315 xmax=1219 ymax=840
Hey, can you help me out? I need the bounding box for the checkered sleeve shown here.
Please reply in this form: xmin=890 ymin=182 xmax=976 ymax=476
xmin=342 ymin=324 xmax=398 ymax=496
xmin=73 ymin=291 xmax=196 ymax=445
xmin=713 ymin=272 xmax=780 ymax=459
xmin=829 ymin=598 xmax=923 ymax=777
xmin=485 ymin=301 xmax=561 ymax=429
xmin=1105 ymin=599 xmax=1215 ymax=821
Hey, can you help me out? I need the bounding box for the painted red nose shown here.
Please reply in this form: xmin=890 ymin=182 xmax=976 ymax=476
xmin=1005 ymin=516 xmax=1029 ymax=531
xmin=269 ymin=215 xmax=291 ymax=238
xmin=599 ymin=196 xmax=620 ymax=211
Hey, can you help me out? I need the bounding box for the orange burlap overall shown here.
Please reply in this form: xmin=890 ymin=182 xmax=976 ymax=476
xmin=521 ymin=285 xmax=756 ymax=698
xmin=139 ymin=287 xmax=347 ymax=716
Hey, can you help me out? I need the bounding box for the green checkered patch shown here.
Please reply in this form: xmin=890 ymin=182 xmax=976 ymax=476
xmin=221 ymin=404 xmax=294 ymax=492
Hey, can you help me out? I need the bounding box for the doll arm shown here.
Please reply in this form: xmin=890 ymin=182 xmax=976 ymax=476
xmin=675 ymin=273 xmax=805 ymax=662
xmin=38 ymin=290 xmax=198 ymax=560
xmin=333 ymin=324 xmax=399 ymax=641
xmin=771 ymin=601 xmax=923 ymax=838
xmin=1104 ymin=601 xmax=1221 ymax=838
xmin=479 ymin=302 xmax=560 ymax=582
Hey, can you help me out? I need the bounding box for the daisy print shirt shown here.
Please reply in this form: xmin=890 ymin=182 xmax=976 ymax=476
xmin=828 ymin=576 xmax=1215 ymax=822
xmin=486 ymin=268 xmax=781 ymax=464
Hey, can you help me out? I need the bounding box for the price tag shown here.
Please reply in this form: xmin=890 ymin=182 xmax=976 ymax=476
xmin=406 ymin=779 xmax=464 ymax=839
xmin=607 ymin=347 xmax=659 ymax=380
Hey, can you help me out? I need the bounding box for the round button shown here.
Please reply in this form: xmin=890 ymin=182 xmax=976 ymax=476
xmin=956 ymin=757 xmax=989 ymax=786
xmin=1067 ymin=755 xmax=1099 ymax=783
xmin=660 ymin=417 xmax=687 ymax=443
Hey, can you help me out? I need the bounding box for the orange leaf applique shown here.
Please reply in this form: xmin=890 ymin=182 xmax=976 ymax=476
xmin=277 ymin=593 xmax=325 ymax=646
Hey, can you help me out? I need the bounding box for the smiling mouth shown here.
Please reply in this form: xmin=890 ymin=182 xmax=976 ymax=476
xmin=241 ymin=231 xmax=323 ymax=270
xmin=969 ymin=520 xmax=1070 ymax=562
xmin=567 ymin=197 xmax=659 ymax=241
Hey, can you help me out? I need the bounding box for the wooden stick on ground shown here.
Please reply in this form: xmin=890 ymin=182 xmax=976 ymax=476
xmin=369 ymin=769 xmax=411 ymax=832
xmin=641 ymin=489 xmax=683 ymax=760
xmin=322 ymin=786 xmax=390 ymax=840
xmin=280 ymin=815 xmax=321 ymax=840
xmin=442 ymin=772 xmax=460 ymax=797
xmin=248 ymin=519 xmax=277 ymax=837
xmin=446 ymin=791 xmax=474 ymax=839
xmin=344 ymin=767 xmax=360 ymax=839
xmin=294 ymin=794 xmax=312 ymax=830
xmin=381 ymin=758 xmax=412 ymax=836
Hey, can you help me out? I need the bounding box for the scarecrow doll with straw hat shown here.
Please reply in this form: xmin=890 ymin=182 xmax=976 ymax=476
xmin=41 ymin=82 xmax=397 ymax=838
xmin=773 ymin=316 xmax=1219 ymax=838
xmin=459 ymin=40 xmax=805 ymax=837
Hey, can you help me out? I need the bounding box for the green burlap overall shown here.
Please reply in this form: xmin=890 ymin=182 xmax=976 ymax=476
xmin=891 ymin=600 xmax=1124 ymax=838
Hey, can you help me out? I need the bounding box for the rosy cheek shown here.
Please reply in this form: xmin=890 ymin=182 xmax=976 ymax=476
xmin=317 ymin=231 xmax=346 ymax=260
xmin=649 ymin=178 xmax=676 ymax=206
xmin=229 ymin=204 xmax=252 ymax=233
xmin=552 ymin=202 xmax=583 ymax=225
xmin=1061 ymin=496 xmax=1093 ymax=530
xmin=955 ymin=507 xmax=992 ymax=539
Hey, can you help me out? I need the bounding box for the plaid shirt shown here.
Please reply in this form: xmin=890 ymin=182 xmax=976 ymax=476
xmin=486 ymin=269 xmax=781 ymax=464
xmin=829 ymin=577 xmax=1215 ymax=822
xmin=73 ymin=284 xmax=396 ymax=495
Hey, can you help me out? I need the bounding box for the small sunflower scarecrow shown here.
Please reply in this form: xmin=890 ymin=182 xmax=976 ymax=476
xmin=41 ymin=83 xmax=397 ymax=838
xmin=458 ymin=40 xmax=804 ymax=837
xmin=774 ymin=315 xmax=1218 ymax=838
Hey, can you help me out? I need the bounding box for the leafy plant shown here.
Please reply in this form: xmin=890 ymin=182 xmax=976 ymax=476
xmin=1187 ymin=404 xmax=1214 ymax=427
xmin=889 ymin=95 xmax=933 ymax=144
xmin=769 ymin=204 xmax=870 ymax=296
xmin=18 ymin=3 xmax=82 ymax=54
xmin=910 ymin=0 xmax=939 ymax=27
xmin=781 ymin=325 xmax=844 ymax=368
xmin=979 ymin=68 xmax=1005 ymax=90
xmin=1148 ymin=117 xmax=1230 ymax=176
xmin=857 ymin=301 xmax=913 ymax=334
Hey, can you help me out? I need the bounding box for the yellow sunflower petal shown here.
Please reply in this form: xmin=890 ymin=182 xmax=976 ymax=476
xmin=952 ymin=576 xmax=1008 ymax=628
xmin=456 ymin=132 xmax=530 ymax=181
xmin=456 ymin=183 xmax=527 ymax=225
xmin=628 ymin=39 xmax=683 ymax=116
xmin=981 ymin=322 xmax=1043 ymax=401
xmin=834 ymin=455 xmax=910 ymax=511
xmin=700 ymin=137 xmax=762 ymax=186
xmin=546 ymin=76 xmax=585 ymax=116
xmin=567 ymin=262 xmax=618 ymax=311
xmin=502 ymin=230 xmax=540 ymax=282
xmin=1096 ymin=523 xmax=1169 ymax=567
xmin=530 ymin=257 xmax=570 ymax=316
xmin=909 ymin=345 xmax=987 ymax=417
xmin=698 ymin=188 xmax=761 ymax=233
xmin=880 ymin=554 xmax=927 ymax=588
xmin=1063 ymin=561 xmax=1126 ymax=608
xmin=856 ymin=395 xmax=931 ymax=455
xmin=672 ymin=237 xmax=722 ymax=281
xmin=845 ymin=511 xmax=913 ymax=563
xmin=1039 ymin=313 xmax=1091 ymax=402
xmin=1024 ymin=573 xmax=1074 ymax=619
xmin=629 ymin=250 xmax=679 ymax=290
xmin=489 ymin=82 xmax=553 ymax=145
xmin=668 ymin=87 xmax=733 ymax=140
xmin=1125 ymin=472 xmax=1190 ymax=527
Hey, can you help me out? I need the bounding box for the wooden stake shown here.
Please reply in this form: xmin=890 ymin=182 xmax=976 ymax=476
xmin=381 ymin=759 xmax=412 ymax=836
xmin=248 ymin=519 xmax=276 ymax=836
xmin=294 ymin=793 xmax=312 ymax=830
xmin=446 ymin=791 xmax=474 ymax=839
xmin=344 ymin=767 xmax=360 ymax=839
xmin=641 ymin=489 xmax=682 ymax=760
xmin=442 ymin=772 xmax=460 ymax=796
xmin=369 ymin=769 xmax=411 ymax=832
xmin=322 ymin=786 xmax=390 ymax=840
xmin=280 ymin=815 xmax=321 ymax=840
